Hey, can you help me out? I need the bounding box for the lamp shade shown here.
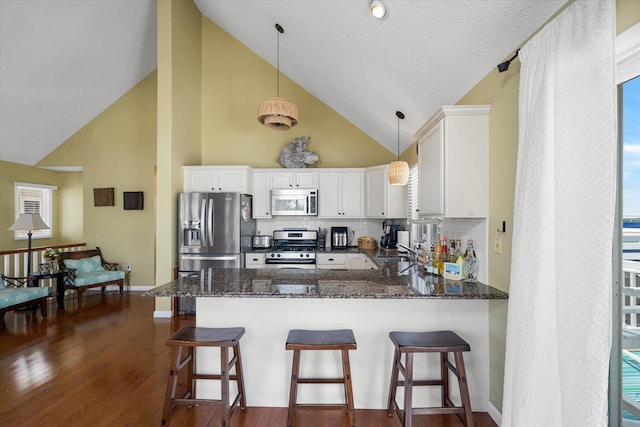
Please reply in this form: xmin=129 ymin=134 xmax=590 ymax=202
xmin=8 ymin=213 xmax=50 ymax=231
xmin=257 ymin=97 xmax=299 ymax=130
xmin=388 ymin=161 xmax=409 ymax=186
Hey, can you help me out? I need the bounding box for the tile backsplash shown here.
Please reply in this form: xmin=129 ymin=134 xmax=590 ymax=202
xmin=255 ymin=218 xmax=409 ymax=249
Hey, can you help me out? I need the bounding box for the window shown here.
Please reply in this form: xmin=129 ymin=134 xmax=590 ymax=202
xmin=13 ymin=182 xmax=57 ymax=240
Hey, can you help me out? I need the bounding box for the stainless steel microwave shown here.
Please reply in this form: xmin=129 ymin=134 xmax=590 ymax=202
xmin=271 ymin=189 xmax=318 ymax=216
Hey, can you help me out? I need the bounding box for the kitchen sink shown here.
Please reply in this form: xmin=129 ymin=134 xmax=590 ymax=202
xmin=377 ymin=255 xmax=411 ymax=262
xmin=271 ymin=284 xmax=318 ymax=294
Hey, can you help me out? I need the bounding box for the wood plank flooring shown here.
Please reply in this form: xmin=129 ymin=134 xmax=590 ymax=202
xmin=0 ymin=292 xmax=498 ymax=426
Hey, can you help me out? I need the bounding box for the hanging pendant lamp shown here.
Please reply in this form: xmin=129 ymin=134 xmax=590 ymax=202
xmin=257 ymin=23 xmax=299 ymax=131
xmin=388 ymin=111 xmax=409 ymax=185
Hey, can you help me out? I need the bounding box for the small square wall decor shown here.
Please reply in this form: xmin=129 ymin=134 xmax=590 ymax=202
xmin=123 ymin=191 xmax=144 ymax=210
xmin=93 ymin=188 xmax=115 ymax=207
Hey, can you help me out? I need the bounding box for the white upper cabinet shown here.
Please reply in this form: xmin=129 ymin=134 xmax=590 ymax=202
xmin=415 ymin=105 xmax=491 ymax=218
xmin=183 ymin=166 xmax=252 ymax=193
xmin=318 ymin=170 xmax=364 ymax=218
xmin=251 ymin=171 xmax=271 ymax=218
xmin=271 ymin=170 xmax=319 ymax=189
xmin=364 ymin=164 xmax=407 ymax=218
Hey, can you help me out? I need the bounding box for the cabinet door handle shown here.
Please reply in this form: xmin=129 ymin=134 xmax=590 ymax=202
xmin=328 ymin=258 xmax=334 ymax=261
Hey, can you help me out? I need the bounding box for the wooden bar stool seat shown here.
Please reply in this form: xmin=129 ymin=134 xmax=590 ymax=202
xmin=387 ymin=330 xmax=473 ymax=427
xmin=286 ymin=329 xmax=357 ymax=427
xmin=161 ymin=326 xmax=246 ymax=427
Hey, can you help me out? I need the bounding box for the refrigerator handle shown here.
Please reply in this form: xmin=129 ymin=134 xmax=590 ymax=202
xmin=208 ymin=198 xmax=214 ymax=248
xmin=180 ymin=255 xmax=238 ymax=261
xmin=200 ymin=198 xmax=207 ymax=247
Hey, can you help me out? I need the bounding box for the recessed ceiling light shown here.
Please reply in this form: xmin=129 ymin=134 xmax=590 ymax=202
xmin=369 ymin=0 xmax=388 ymax=20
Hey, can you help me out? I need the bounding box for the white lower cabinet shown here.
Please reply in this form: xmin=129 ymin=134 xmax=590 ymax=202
xmin=316 ymin=253 xmax=378 ymax=270
xmin=245 ymin=253 xmax=265 ymax=269
xmin=316 ymin=253 xmax=347 ymax=269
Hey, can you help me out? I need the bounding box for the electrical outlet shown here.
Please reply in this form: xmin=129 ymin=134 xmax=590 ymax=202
xmin=494 ymin=236 xmax=503 ymax=255
xmin=126 ymin=264 xmax=132 ymax=272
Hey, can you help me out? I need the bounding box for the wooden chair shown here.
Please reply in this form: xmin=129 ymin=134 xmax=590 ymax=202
xmin=387 ymin=330 xmax=473 ymax=427
xmin=286 ymin=329 xmax=357 ymax=427
xmin=161 ymin=326 xmax=247 ymax=426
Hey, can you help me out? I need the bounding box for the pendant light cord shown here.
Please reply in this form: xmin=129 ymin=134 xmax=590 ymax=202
xmin=396 ymin=116 xmax=400 ymax=161
xmin=395 ymin=110 xmax=404 ymax=161
xmin=275 ymin=23 xmax=284 ymax=97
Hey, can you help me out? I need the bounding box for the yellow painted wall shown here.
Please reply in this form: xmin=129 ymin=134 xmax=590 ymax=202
xmin=38 ymin=71 xmax=158 ymax=286
xmin=0 ymin=161 xmax=81 ymax=250
xmin=200 ymin=19 xmax=394 ymax=168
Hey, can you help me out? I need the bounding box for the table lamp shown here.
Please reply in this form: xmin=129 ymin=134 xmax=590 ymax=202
xmin=8 ymin=213 xmax=50 ymax=275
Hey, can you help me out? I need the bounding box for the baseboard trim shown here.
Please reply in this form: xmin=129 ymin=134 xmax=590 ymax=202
xmin=129 ymin=285 xmax=153 ymax=292
xmin=487 ymin=400 xmax=502 ymax=425
xmin=153 ymin=310 xmax=173 ymax=318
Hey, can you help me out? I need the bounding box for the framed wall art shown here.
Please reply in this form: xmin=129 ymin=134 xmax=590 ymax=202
xmin=93 ymin=187 xmax=115 ymax=207
xmin=123 ymin=191 xmax=144 ymax=210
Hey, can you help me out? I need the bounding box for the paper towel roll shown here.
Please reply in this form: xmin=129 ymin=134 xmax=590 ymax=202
xmin=397 ymin=231 xmax=410 ymax=252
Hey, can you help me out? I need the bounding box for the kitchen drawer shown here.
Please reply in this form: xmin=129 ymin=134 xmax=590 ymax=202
xmin=316 ymin=253 xmax=347 ymax=269
xmin=245 ymin=253 xmax=265 ymax=269
xmin=317 ymin=253 xmax=347 ymax=264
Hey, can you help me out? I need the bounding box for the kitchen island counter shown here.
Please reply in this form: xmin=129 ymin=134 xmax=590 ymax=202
xmin=144 ymin=266 xmax=507 ymax=299
xmin=145 ymin=264 xmax=507 ymax=412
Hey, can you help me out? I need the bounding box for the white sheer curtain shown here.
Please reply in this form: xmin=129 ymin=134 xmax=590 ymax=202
xmin=501 ymin=1 xmax=616 ymax=426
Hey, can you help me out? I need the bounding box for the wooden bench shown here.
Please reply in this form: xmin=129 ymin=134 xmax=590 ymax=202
xmin=57 ymin=247 xmax=125 ymax=308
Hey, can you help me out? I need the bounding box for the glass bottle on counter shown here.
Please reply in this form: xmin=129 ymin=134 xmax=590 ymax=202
xmin=463 ymin=240 xmax=478 ymax=282
xmin=438 ymin=236 xmax=449 ymax=270
xmin=448 ymin=239 xmax=457 ymax=262
xmin=434 ymin=234 xmax=443 ymax=276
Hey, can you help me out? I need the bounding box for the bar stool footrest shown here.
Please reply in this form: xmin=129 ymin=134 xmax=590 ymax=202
xmin=411 ymin=407 xmax=466 ymax=416
xmin=297 ymin=377 xmax=347 ymax=384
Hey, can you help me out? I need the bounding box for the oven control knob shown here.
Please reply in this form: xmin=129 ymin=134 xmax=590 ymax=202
xmin=299 ymin=253 xmax=303 ymax=258
xmin=277 ymin=253 xmax=281 ymax=258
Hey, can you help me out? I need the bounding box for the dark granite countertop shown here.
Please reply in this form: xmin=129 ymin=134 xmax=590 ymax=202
xmin=144 ymin=258 xmax=509 ymax=300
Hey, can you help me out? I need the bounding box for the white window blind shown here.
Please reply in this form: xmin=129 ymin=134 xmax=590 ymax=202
xmin=13 ymin=182 xmax=57 ymax=240
xmin=407 ymin=164 xmax=419 ymax=221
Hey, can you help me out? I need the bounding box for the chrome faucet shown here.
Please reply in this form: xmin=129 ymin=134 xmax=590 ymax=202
xmin=397 ymin=242 xmax=417 ymax=261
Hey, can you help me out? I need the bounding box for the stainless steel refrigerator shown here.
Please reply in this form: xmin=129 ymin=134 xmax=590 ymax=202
xmin=177 ymin=192 xmax=255 ymax=313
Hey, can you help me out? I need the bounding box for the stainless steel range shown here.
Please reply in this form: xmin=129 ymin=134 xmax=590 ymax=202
xmin=265 ymin=230 xmax=318 ymax=269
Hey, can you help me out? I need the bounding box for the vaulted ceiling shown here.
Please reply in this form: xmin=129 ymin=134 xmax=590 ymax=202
xmin=0 ymin=0 xmax=567 ymax=167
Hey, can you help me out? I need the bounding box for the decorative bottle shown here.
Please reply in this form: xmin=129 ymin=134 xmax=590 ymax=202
xmin=463 ymin=240 xmax=478 ymax=282
xmin=434 ymin=234 xmax=443 ymax=276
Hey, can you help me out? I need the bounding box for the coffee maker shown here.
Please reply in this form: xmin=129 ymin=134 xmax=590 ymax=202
xmin=381 ymin=224 xmax=400 ymax=250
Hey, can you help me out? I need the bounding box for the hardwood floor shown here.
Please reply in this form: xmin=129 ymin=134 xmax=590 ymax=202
xmin=0 ymin=292 xmax=498 ymax=427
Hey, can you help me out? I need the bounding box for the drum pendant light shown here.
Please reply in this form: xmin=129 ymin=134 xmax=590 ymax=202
xmin=257 ymin=23 xmax=299 ymax=131
xmin=388 ymin=111 xmax=409 ymax=185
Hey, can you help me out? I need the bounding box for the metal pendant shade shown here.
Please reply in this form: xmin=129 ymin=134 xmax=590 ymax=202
xmin=258 ymin=24 xmax=298 ymax=131
xmin=389 ymin=111 xmax=409 ymax=186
